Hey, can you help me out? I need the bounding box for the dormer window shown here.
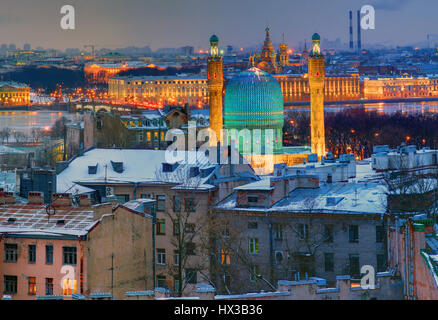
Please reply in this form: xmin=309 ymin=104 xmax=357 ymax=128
xmin=110 ymin=161 xmax=124 ymax=173
xmin=248 ymin=196 xmax=259 ymax=203
xmin=88 ymin=164 xmax=98 ymax=174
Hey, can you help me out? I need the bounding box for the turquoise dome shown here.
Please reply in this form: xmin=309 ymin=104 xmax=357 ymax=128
xmin=210 ymin=35 xmax=219 ymax=43
xmin=224 ymin=67 xmax=284 ymax=153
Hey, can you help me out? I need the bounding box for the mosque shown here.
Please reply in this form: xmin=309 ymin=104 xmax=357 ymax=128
xmin=207 ymin=33 xmax=325 ymax=174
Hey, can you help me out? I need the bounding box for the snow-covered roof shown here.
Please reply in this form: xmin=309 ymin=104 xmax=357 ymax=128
xmin=57 ymin=148 xmax=217 ymax=193
xmin=0 ymin=203 xmax=96 ymax=237
xmin=215 ymin=181 xmax=387 ymax=215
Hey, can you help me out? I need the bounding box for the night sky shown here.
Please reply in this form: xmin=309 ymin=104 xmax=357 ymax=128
xmin=0 ymin=0 xmax=436 ymax=50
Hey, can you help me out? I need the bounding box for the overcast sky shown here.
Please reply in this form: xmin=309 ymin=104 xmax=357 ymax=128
xmin=0 ymin=0 xmax=436 ymax=50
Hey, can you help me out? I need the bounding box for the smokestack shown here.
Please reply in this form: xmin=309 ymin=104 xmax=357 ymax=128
xmin=357 ymin=10 xmax=361 ymax=53
xmin=349 ymin=11 xmax=353 ymax=50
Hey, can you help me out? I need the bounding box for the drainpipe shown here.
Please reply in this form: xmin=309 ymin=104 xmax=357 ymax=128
xmin=133 ymin=182 xmax=139 ymax=200
xmin=151 ymin=203 xmax=157 ymax=289
xmin=266 ymin=209 xmax=274 ymax=286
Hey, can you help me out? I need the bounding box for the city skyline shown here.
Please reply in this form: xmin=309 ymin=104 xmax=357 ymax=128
xmin=0 ymin=0 xmax=437 ymax=51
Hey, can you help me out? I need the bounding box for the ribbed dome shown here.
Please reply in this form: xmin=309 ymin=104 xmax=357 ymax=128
xmin=224 ymin=67 xmax=284 ymax=130
xmin=224 ymin=67 xmax=284 ymax=153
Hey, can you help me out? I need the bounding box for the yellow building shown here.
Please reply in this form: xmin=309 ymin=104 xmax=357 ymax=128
xmin=108 ymin=75 xmax=208 ymax=107
xmin=363 ymin=76 xmax=438 ymax=99
xmin=308 ymin=33 xmax=326 ymax=158
xmin=0 ymin=82 xmax=30 ymax=106
xmin=275 ymin=74 xmax=360 ymax=103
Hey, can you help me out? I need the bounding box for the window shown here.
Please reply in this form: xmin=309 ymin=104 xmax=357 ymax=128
xmin=222 ymin=224 xmax=230 ymax=238
xmin=298 ymin=224 xmax=309 ymax=240
xmin=324 ymin=225 xmax=334 ymax=243
xmin=173 ymin=219 xmax=180 ymax=236
xmin=45 ymin=278 xmax=54 ymax=295
xmin=186 ymin=269 xmax=197 ymax=284
xmin=63 ymin=247 xmax=77 ymax=265
xmin=28 ymin=245 xmax=36 ymax=264
xmin=186 ymin=242 xmax=196 ymax=256
xmin=324 ymin=253 xmax=334 ymax=272
xmin=173 ymin=196 xmax=181 ymax=212
xmin=274 ymin=224 xmax=283 ymax=240
xmin=247 ymin=196 xmax=258 ymax=203
xmin=4 ymin=244 xmax=17 ymax=262
xmin=248 ymin=222 xmax=258 ymax=229
xmin=221 ymin=249 xmax=230 ymax=265
xmin=174 ymin=276 xmax=181 ymax=293
xmin=185 ymin=223 xmax=195 ymax=233
xmin=349 ymin=225 xmax=359 ymax=243
xmin=46 ymin=245 xmax=53 ymax=264
xmin=184 ymin=198 xmax=197 ymax=212
xmin=4 ymin=275 xmax=17 ymax=294
xmin=248 ymin=238 xmax=259 ymax=254
xmin=250 ymin=265 xmax=260 ymax=281
xmin=28 ymin=277 xmax=36 ymax=295
xmin=115 ymin=194 xmax=129 ymax=204
xmin=157 ymin=219 xmax=166 ymax=235
xmin=174 ymin=250 xmax=180 ymax=266
xmin=157 ymin=275 xmax=167 ymax=288
xmin=376 ymin=226 xmax=385 ymax=243
xmin=157 ymin=195 xmax=166 ymax=212
xmin=349 ymin=254 xmax=360 ymax=278
xmin=275 ymin=251 xmax=284 ymax=264
xmin=147 ymin=132 xmax=151 ymax=141
xmin=377 ymin=254 xmax=386 ymax=272
xmin=157 ymin=249 xmax=166 ymax=265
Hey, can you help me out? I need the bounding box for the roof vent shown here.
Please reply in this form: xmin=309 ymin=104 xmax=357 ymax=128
xmin=326 ymin=197 xmax=344 ymax=206
xmin=111 ymin=161 xmax=124 ymax=173
xmin=162 ymin=162 xmax=179 ymax=173
xmin=189 ymin=166 xmax=200 ymax=177
xmin=88 ymin=164 xmax=98 ymax=174
xmin=7 ymin=217 xmax=16 ymax=224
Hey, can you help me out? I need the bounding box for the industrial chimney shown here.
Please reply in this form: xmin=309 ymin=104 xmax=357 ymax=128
xmin=357 ymin=10 xmax=361 ymax=53
xmin=349 ymin=11 xmax=354 ymax=50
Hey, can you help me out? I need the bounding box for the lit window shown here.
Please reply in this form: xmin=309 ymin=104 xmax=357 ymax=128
xmin=28 ymin=277 xmax=36 ymax=295
xmin=157 ymin=219 xmax=166 ymax=235
xmin=248 ymin=238 xmax=259 ymax=254
xmin=221 ymin=249 xmax=230 ymax=265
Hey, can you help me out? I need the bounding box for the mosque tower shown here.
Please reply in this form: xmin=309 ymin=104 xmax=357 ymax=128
xmin=308 ymin=33 xmax=326 ymax=158
xmin=207 ymin=35 xmax=224 ymax=145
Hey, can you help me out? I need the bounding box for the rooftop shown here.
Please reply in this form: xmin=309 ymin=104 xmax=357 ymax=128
xmin=0 ymin=203 xmax=96 ymax=237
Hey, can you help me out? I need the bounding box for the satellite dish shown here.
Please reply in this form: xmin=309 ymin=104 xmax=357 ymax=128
xmin=46 ymin=204 xmax=56 ymax=217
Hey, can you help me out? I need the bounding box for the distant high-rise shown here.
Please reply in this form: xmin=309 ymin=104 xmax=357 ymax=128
xmin=207 ymin=35 xmax=223 ymax=145
xmin=349 ymin=11 xmax=354 ymax=50
xmin=8 ymin=44 xmax=16 ymax=51
xmin=23 ymin=43 xmax=31 ymax=51
xmin=308 ymin=33 xmax=326 ymax=158
xmin=357 ymin=10 xmax=361 ymax=52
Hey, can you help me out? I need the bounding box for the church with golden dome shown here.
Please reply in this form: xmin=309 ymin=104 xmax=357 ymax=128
xmin=249 ymin=27 xmax=291 ymax=74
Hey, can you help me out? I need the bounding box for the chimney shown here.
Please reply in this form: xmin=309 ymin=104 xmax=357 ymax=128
xmin=357 ymin=10 xmax=361 ymax=53
xmin=92 ymin=202 xmax=113 ymax=221
xmin=51 ymin=193 xmax=73 ymax=207
xmin=0 ymin=192 xmax=16 ymax=204
xmin=28 ymin=191 xmax=44 ymax=205
xmin=79 ymin=194 xmax=93 ymax=207
xmin=349 ymin=11 xmax=354 ymax=50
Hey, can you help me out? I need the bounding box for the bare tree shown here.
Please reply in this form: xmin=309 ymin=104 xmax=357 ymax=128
xmin=154 ymin=167 xmax=216 ymax=296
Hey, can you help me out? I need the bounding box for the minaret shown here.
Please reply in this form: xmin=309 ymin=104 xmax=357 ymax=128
xmin=207 ymin=35 xmax=224 ymax=145
xmin=308 ymin=33 xmax=326 ymax=158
